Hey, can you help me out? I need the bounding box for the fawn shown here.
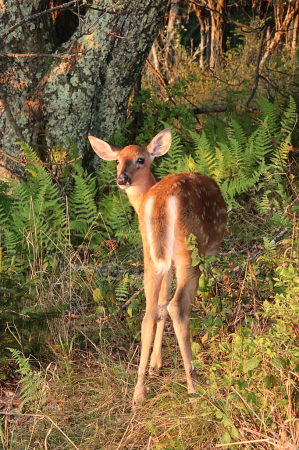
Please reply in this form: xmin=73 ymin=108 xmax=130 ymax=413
xmin=89 ymin=129 xmax=227 ymax=405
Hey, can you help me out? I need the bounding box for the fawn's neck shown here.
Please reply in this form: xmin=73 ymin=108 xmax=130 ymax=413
xmin=126 ymin=171 xmax=157 ymax=215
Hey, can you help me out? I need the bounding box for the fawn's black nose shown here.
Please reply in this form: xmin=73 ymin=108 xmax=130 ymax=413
xmin=117 ymin=173 xmax=131 ymax=187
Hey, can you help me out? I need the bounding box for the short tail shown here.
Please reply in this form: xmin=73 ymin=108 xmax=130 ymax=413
xmin=144 ymin=196 xmax=177 ymax=274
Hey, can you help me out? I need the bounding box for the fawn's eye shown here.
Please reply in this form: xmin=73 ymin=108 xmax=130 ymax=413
xmin=137 ymin=158 xmax=144 ymax=165
xmin=116 ymin=160 xmax=119 ymax=165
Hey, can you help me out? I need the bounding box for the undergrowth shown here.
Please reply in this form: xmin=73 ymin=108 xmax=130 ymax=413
xmin=0 ymin=95 xmax=299 ymax=448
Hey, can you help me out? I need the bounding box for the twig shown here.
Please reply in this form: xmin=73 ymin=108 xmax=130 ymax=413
xmin=0 ymin=1 xmax=77 ymax=43
xmin=146 ymin=59 xmax=167 ymax=88
xmin=228 ymin=208 xmax=266 ymax=222
xmin=230 ymin=387 xmax=260 ymax=430
xmin=216 ymin=439 xmax=270 ymax=447
xmin=269 ymin=227 xmax=290 ymax=245
xmin=107 ymin=32 xmax=132 ymax=39
xmin=216 ymin=439 xmax=286 ymax=448
xmin=120 ymin=286 xmax=144 ymax=312
xmin=244 ymin=26 xmax=267 ymax=109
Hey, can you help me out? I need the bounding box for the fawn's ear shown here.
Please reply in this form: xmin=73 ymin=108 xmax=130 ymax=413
xmin=88 ymin=136 xmax=121 ymax=161
xmin=147 ymin=129 xmax=172 ymax=157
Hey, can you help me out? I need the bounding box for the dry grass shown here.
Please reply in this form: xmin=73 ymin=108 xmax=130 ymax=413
xmin=1 ymin=342 xmax=217 ymax=450
xmin=2 ymin=319 xmax=299 ymax=450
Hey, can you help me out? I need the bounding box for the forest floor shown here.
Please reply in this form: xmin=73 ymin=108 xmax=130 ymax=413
xmin=1 ymin=331 xmax=221 ymax=450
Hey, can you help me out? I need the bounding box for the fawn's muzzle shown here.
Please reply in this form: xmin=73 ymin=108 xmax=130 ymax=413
xmin=117 ymin=173 xmax=131 ymax=188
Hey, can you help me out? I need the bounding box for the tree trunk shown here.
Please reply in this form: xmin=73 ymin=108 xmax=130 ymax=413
xmin=164 ymin=0 xmax=180 ymax=81
xmin=150 ymin=42 xmax=160 ymax=72
xmin=194 ymin=5 xmax=210 ymax=68
xmin=292 ymin=13 xmax=299 ymax=49
xmin=207 ymin=0 xmax=226 ymax=70
xmin=0 ymin=0 xmax=170 ymax=178
xmin=261 ymin=0 xmax=299 ymax=65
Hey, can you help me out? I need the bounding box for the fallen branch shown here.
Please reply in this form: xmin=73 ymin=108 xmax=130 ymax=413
xmin=193 ymin=105 xmax=227 ymax=114
xmin=0 ymin=51 xmax=85 ymax=58
xmin=0 ymin=148 xmax=83 ymax=167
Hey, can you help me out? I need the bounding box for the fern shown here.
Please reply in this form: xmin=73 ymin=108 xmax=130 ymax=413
xmin=191 ymin=131 xmax=217 ymax=176
xmin=68 ymin=173 xmax=97 ymax=235
xmin=116 ymin=273 xmax=131 ymax=302
xmin=8 ymin=348 xmax=45 ymax=408
xmin=99 ymin=192 xmax=139 ymax=246
xmin=279 ymin=96 xmax=297 ymax=137
xmin=258 ymin=98 xmax=280 ymax=142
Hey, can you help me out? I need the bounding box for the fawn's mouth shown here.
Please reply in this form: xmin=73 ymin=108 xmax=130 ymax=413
xmin=117 ymin=182 xmax=131 ymax=189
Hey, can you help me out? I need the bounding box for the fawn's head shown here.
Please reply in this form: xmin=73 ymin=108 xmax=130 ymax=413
xmin=89 ymin=129 xmax=172 ymax=189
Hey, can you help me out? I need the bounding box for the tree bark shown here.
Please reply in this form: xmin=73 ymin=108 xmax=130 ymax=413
xmin=292 ymin=13 xmax=299 ymax=49
xmin=0 ymin=0 xmax=170 ymax=178
xmin=194 ymin=4 xmax=210 ymax=68
xmin=164 ymin=0 xmax=180 ymax=80
xmin=261 ymin=0 xmax=299 ymax=65
xmin=207 ymin=0 xmax=226 ymax=70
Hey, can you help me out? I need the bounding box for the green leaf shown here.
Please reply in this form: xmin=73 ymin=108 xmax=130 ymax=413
xmin=214 ymin=318 xmax=222 ymax=327
xmin=272 ymin=357 xmax=287 ymax=370
xmin=95 ymin=305 xmax=105 ymax=315
xmin=198 ymin=275 xmax=208 ymax=292
xmin=243 ymin=357 xmax=260 ymax=373
xmin=221 ymin=432 xmax=231 ymax=444
xmin=264 ymin=374 xmax=277 ymax=389
xmin=192 ymin=359 xmax=204 ymax=369
xmin=191 ymin=341 xmax=201 ymax=357
xmin=231 ymin=427 xmax=240 ymax=439
xmin=93 ymin=288 xmax=102 ymax=303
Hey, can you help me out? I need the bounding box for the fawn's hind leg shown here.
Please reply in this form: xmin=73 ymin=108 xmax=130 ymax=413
xmin=167 ymin=261 xmax=200 ymax=397
xmin=149 ymin=268 xmax=172 ymax=375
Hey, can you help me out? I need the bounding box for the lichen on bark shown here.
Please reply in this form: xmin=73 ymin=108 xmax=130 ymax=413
xmin=0 ymin=0 xmax=170 ymax=177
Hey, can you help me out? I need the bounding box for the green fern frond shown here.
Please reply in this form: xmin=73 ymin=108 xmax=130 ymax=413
xmin=280 ymin=96 xmax=297 ymax=137
xmin=116 ymin=273 xmax=131 ymax=302
xmin=192 ymin=131 xmax=216 ymax=176
xmin=258 ymin=98 xmax=280 ymax=141
xmin=8 ymin=348 xmax=45 ymax=407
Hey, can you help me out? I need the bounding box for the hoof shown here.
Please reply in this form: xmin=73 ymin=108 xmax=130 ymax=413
xmin=133 ymin=384 xmax=147 ymax=407
xmin=188 ymin=393 xmax=199 ymax=404
xmin=149 ymin=366 xmax=161 ymax=377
